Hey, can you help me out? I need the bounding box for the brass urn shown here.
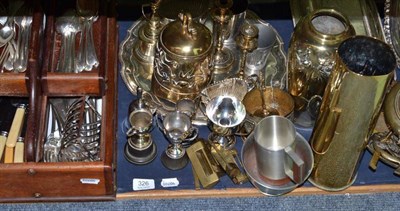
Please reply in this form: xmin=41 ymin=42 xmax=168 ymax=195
xmin=287 ymin=9 xmax=355 ymax=117
xmin=151 ymin=13 xmax=213 ymax=103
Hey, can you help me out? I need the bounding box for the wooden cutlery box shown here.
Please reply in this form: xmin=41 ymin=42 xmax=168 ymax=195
xmin=0 ymin=0 xmax=118 ymax=202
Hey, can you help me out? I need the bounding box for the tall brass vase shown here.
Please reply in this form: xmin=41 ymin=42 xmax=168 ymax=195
xmin=309 ymin=36 xmax=396 ymax=191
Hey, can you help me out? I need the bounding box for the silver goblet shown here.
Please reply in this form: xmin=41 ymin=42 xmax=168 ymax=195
xmin=205 ymin=95 xmax=246 ymax=149
xmin=158 ymin=111 xmax=198 ymax=170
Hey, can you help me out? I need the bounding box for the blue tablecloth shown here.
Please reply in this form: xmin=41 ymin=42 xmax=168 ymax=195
xmin=116 ymin=14 xmax=400 ymax=193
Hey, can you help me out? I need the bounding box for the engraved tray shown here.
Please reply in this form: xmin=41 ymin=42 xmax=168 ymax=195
xmin=384 ymin=0 xmax=400 ymax=68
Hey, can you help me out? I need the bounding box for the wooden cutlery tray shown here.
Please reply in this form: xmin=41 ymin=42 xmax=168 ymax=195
xmin=0 ymin=0 xmax=42 ymax=96
xmin=0 ymin=0 xmax=117 ymax=202
xmin=41 ymin=0 xmax=113 ymax=96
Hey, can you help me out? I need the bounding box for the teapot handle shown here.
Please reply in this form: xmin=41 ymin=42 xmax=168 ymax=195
xmin=185 ymin=127 xmax=199 ymax=142
xmin=141 ymin=0 xmax=162 ymax=21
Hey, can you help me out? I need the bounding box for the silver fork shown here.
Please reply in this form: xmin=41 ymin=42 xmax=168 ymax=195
xmin=43 ymin=104 xmax=62 ymax=162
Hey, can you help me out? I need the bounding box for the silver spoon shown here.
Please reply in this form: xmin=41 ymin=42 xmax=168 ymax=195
xmin=76 ymin=0 xmax=99 ymax=71
xmin=0 ymin=18 xmax=13 ymax=46
xmin=0 ymin=18 xmax=15 ymax=71
xmin=14 ymin=14 xmax=33 ymax=72
xmin=56 ymin=12 xmax=81 ymax=73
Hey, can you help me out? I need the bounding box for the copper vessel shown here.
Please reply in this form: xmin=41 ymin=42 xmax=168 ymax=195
xmin=243 ymin=87 xmax=294 ymax=121
xmin=367 ymin=82 xmax=400 ymax=175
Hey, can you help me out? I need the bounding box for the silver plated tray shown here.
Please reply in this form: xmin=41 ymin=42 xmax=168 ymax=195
xmin=385 ymin=0 xmax=400 ymax=69
xmin=290 ymin=0 xmax=384 ymax=40
xmin=119 ymin=10 xmax=287 ymax=124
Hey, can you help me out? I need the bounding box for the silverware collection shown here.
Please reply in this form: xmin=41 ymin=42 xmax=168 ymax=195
xmin=56 ymin=0 xmax=99 ymax=73
xmin=0 ymin=0 xmax=100 ymax=74
xmin=1 ymin=0 xmax=400 ymax=198
xmin=44 ymin=97 xmax=102 ymax=163
xmin=0 ymin=1 xmax=32 ymax=72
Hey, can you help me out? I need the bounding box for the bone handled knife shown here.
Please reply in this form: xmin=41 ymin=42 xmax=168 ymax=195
xmin=0 ymin=131 xmax=8 ymax=161
xmin=14 ymin=137 xmax=24 ymax=163
xmin=6 ymin=105 xmax=26 ymax=148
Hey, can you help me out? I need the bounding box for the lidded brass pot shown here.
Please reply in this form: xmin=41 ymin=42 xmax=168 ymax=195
xmin=151 ymin=13 xmax=213 ymax=103
xmin=287 ymin=9 xmax=355 ymax=120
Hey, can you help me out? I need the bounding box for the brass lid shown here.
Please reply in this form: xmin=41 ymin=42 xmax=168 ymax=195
xmin=160 ymin=13 xmax=212 ymax=58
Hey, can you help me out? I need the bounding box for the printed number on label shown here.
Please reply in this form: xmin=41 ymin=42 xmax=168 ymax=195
xmin=133 ymin=178 xmax=155 ymax=191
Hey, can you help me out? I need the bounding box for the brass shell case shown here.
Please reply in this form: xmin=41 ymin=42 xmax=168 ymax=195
xmin=309 ymin=36 xmax=395 ymax=191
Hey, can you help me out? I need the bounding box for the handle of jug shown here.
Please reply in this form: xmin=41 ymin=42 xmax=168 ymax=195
xmin=284 ymin=146 xmax=305 ymax=184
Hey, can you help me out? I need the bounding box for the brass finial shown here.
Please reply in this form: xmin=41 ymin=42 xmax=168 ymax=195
xmin=179 ymin=13 xmax=197 ymax=40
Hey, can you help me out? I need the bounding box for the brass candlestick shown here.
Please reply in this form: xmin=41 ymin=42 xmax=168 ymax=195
xmin=236 ymin=23 xmax=258 ymax=79
xmin=211 ymin=0 xmax=234 ymax=76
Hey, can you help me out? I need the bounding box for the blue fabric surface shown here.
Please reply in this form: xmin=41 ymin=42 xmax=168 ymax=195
xmin=116 ymin=17 xmax=400 ymax=194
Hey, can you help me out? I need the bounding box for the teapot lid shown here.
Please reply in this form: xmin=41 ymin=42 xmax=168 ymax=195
xmin=160 ymin=13 xmax=212 ymax=58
